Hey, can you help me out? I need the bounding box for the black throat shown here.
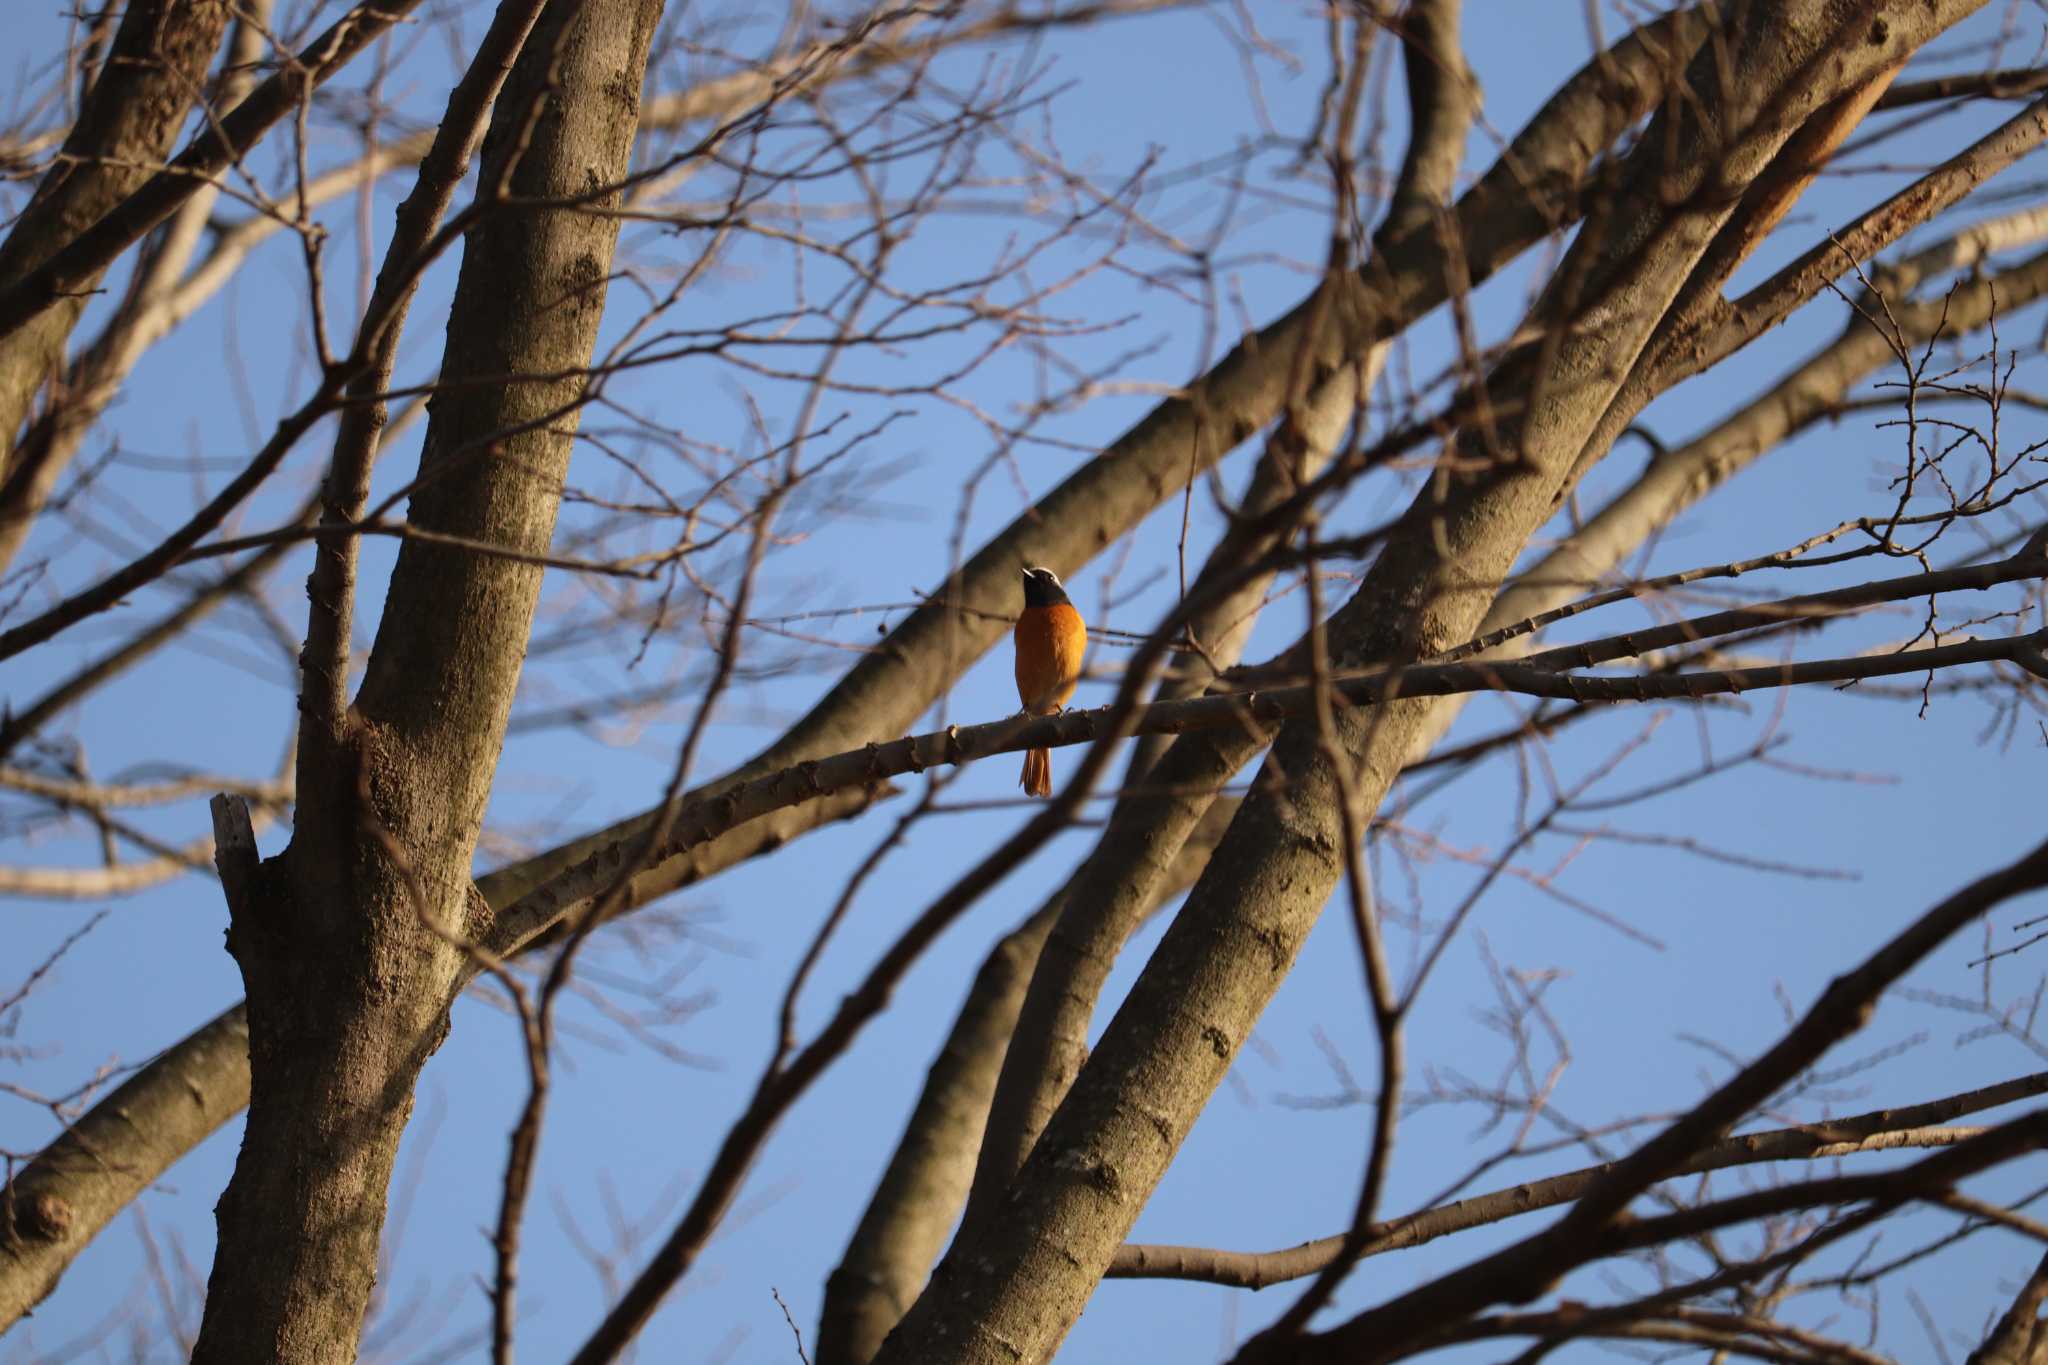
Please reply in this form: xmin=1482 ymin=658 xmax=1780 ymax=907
xmin=1022 ymin=571 xmax=1070 ymax=609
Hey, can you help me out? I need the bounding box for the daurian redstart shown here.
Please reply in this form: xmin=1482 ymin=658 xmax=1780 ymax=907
xmin=1014 ymin=565 xmax=1086 ymax=797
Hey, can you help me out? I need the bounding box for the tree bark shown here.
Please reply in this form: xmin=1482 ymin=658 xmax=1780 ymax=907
xmin=187 ymin=2 xmax=663 ymax=1360
xmin=0 ymin=1006 xmax=250 ymax=1328
xmin=1970 ymin=1249 xmax=2048 ymax=1365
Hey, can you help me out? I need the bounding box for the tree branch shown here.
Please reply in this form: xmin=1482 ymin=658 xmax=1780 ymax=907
xmin=1970 ymin=1247 xmax=2048 ymax=1365
xmin=494 ymin=581 xmax=2048 ymax=967
xmin=816 ymin=797 xmax=1236 ymax=1365
xmin=1301 ymin=832 xmax=2048 ymax=1361
xmin=1112 ymin=1072 xmax=2048 ymax=1289
xmin=297 ymin=0 xmax=553 ymax=739
xmin=0 ymin=0 xmax=426 ymax=346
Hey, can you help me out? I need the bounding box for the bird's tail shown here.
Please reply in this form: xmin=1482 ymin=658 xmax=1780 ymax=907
xmin=1020 ymin=746 xmax=1052 ymax=798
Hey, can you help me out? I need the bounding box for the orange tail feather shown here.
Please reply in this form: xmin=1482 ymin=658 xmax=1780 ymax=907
xmin=1020 ymin=746 xmax=1051 ymax=798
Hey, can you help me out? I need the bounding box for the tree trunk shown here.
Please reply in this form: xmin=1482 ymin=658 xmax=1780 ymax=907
xmin=188 ymin=1 xmax=664 ymax=1359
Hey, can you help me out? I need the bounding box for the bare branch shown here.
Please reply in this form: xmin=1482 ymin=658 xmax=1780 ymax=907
xmin=1305 ymin=834 xmax=2048 ymax=1360
xmin=0 ymin=0 xmax=426 ymax=346
xmin=1969 ymin=1248 xmax=2048 ymax=1365
xmin=298 ymin=0 xmax=553 ymax=738
xmin=1114 ymin=1072 xmax=2048 ymax=1289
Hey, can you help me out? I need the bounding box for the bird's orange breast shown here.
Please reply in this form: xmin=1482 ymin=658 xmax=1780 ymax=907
xmin=1014 ymin=602 xmax=1086 ymax=713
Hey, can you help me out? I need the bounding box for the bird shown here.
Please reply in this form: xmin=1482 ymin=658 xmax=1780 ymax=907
xmin=1013 ymin=565 xmax=1087 ymax=798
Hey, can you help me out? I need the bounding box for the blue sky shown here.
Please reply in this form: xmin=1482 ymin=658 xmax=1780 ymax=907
xmin=6 ymin=2 xmax=2048 ymax=1361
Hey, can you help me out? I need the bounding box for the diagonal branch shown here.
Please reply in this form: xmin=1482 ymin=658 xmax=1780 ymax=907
xmin=471 ymin=0 xmax=1713 ymax=924
xmin=1971 ymin=1247 xmax=2048 ymax=1365
xmin=0 ymin=497 xmax=311 ymax=764
xmin=816 ymin=797 xmax=1238 ymax=1365
xmin=1303 ymin=834 xmax=2048 ymax=1361
xmin=0 ymin=0 xmax=426 ymax=347
xmin=297 ymin=0 xmax=553 ymax=739
xmin=492 ymin=550 xmax=2048 ymax=967
xmin=0 ymin=0 xmax=254 ymax=575
xmin=1112 ymin=1071 xmax=2048 ymax=1289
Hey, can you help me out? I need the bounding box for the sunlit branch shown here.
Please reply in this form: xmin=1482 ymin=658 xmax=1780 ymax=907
xmin=1111 ymin=1071 xmax=2048 ymax=1289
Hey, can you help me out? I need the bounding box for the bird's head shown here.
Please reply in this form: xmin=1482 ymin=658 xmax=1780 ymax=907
xmin=1020 ymin=565 xmax=1071 ymax=609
